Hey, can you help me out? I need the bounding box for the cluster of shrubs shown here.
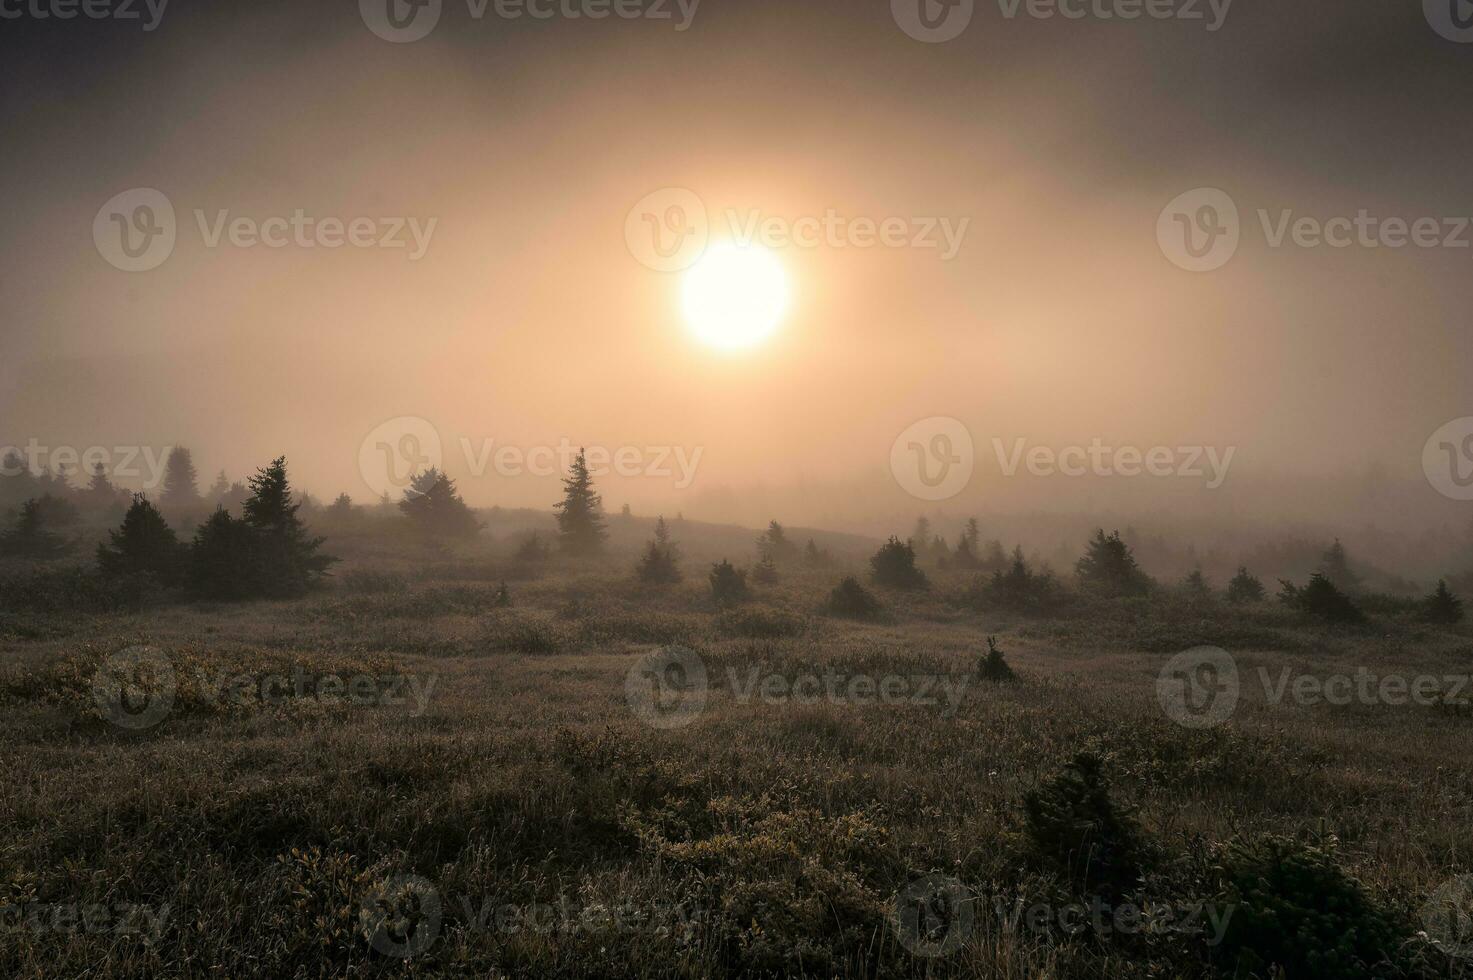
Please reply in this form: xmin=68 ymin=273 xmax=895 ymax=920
xmin=1020 ymin=753 xmax=1431 ymax=978
xmin=95 ymin=457 xmax=335 ymax=600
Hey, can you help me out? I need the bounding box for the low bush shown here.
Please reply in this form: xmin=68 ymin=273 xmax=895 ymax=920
xmin=1023 ymin=753 xmax=1148 ymax=896
xmin=1213 ymin=831 xmax=1412 ymax=979
xmin=826 ymin=577 xmax=882 ymax=620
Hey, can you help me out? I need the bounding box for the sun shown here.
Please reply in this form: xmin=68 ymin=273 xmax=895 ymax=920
xmin=681 ymin=242 xmax=789 ymax=351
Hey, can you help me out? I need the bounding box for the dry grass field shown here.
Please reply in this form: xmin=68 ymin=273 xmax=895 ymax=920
xmin=3 ymin=512 xmax=1473 ymax=979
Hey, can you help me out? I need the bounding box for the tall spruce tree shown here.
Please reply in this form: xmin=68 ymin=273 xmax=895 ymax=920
xmin=637 ymin=516 xmax=681 ymax=584
xmin=1319 ymin=538 xmax=1361 ymax=592
xmin=207 ymin=470 xmax=232 ymax=504
xmin=1075 ymin=529 xmax=1152 ymax=597
xmin=554 ymin=448 xmax=606 ymax=556
xmin=400 ymin=469 xmax=482 ymax=538
xmin=241 ymin=457 xmax=336 ymax=596
xmin=160 ymin=447 xmax=201 ymax=508
xmin=87 ymin=462 xmax=123 ymax=510
xmin=0 ymin=498 xmax=70 ymax=559
xmin=1424 ymin=579 xmax=1465 ymax=625
xmin=97 ymin=494 xmax=183 ymax=584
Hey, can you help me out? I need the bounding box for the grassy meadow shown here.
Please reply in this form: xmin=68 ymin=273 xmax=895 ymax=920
xmin=3 ymin=510 xmax=1473 ymax=979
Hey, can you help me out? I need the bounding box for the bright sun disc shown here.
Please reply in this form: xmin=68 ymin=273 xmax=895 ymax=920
xmin=681 ymin=242 xmax=788 ymax=351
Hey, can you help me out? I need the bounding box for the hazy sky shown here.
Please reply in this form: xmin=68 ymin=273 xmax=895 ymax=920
xmin=2 ymin=0 xmax=1470 ymax=532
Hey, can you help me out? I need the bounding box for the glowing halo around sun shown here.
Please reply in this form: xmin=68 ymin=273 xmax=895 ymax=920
xmin=680 ymin=242 xmax=789 ymax=351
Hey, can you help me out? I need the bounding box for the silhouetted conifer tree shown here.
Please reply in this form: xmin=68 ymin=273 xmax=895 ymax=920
xmin=400 ymin=469 xmax=482 ymax=538
xmin=97 ymin=494 xmax=183 ymax=584
xmin=554 ymin=449 xmax=606 ymax=556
